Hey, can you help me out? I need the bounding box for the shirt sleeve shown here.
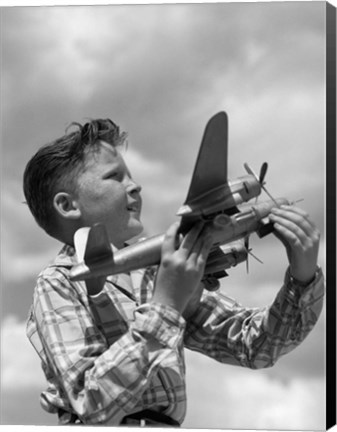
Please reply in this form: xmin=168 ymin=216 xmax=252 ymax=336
xmin=183 ymin=267 xmax=325 ymax=369
xmin=33 ymin=271 xmax=185 ymax=425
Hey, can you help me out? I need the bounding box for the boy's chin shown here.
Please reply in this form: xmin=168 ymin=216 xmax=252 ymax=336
xmin=107 ymin=220 xmax=144 ymax=247
xmin=126 ymin=222 xmax=144 ymax=242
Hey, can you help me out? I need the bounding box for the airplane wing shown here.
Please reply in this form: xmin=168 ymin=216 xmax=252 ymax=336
xmin=183 ymin=111 xmax=228 ymax=204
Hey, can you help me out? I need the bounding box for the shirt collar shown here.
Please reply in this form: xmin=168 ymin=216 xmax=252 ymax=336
xmin=52 ymin=244 xmax=78 ymax=268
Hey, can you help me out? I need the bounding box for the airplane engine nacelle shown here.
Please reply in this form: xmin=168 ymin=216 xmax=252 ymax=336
xmin=228 ymin=175 xmax=261 ymax=205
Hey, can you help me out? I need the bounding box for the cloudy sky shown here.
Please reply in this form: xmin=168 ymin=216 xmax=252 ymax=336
xmin=1 ymin=1 xmax=328 ymax=429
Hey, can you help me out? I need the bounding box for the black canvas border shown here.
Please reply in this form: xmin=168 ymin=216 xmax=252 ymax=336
xmin=326 ymin=2 xmax=336 ymax=430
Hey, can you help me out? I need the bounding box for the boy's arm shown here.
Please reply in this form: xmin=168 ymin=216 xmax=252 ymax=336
xmin=33 ymin=272 xmax=185 ymax=425
xmin=184 ymin=266 xmax=324 ymax=368
xmin=184 ymin=205 xmax=325 ymax=367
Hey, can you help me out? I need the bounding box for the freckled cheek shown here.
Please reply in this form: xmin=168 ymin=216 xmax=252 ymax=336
xmin=77 ymin=179 xmax=100 ymax=202
xmin=79 ymin=191 xmax=105 ymax=211
xmin=79 ymin=188 xmax=128 ymax=219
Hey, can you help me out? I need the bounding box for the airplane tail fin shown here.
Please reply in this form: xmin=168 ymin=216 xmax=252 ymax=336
xmin=72 ymin=224 xmax=112 ymax=295
xmin=74 ymin=227 xmax=90 ymax=262
xmin=74 ymin=223 xmax=113 ymax=266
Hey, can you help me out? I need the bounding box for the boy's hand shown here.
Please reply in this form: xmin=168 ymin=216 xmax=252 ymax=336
xmin=152 ymin=221 xmax=213 ymax=315
xmin=269 ymin=205 xmax=320 ymax=285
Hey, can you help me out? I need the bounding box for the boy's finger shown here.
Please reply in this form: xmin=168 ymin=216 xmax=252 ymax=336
xmin=197 ymin=233 xmax=214 ymax=267
xmin=279 ymin=205 xmax=309 ymax=218
xmin=189 ymin=229 xmax=213 ymax=267
xmin=161 ymin=222 xmax=181 ymax=255
xmin=277 ymin=205 xmax=317 ymax=231
xmin=273 ymin=222 xmax=303 ymax=249
xmin=270 ymin=213 xmax=307 ymax=246
xmin=270 ymin=208 xmax=314 ymax=239
xmin=179 ymin=221 xmax=205 ymax=254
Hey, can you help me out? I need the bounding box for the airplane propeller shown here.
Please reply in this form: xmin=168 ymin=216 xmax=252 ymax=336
xmin=244 ymin=162 xmax=279 ymax=206
xmin=244 ymin=236 xmax=263 ymax=273
xmin=259 ymin=162 xmax=268 ymax=185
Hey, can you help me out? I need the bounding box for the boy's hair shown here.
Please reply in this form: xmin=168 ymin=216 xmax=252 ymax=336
xmin=23 ymin=118 xmax=127 ymax=237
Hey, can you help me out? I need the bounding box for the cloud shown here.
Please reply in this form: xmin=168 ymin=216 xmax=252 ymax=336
xmin=1 ymin=315 xmax=46 ymax=392
xmin=2 ymin=3 xmax=325 ymax=166
xmin=184 ymin=348 xmax=325 ymax=430
xmin=2 ymin=183 xmax=61 ymax=283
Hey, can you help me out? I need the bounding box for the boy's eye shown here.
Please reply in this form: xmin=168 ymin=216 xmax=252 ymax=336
xmin=104 ymin=171 xmax=119 ymax=179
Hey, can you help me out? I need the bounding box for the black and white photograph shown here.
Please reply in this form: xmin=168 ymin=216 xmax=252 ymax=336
xmin=1 ymin=1 xmax=334 ymax=429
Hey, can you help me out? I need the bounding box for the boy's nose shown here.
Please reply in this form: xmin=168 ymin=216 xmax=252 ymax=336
xmin=127 ymin=178 xmax=142 ymax=194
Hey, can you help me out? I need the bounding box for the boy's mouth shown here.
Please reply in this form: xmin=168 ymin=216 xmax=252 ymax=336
xmin=127 ymin=201 xmax=141 ymax=213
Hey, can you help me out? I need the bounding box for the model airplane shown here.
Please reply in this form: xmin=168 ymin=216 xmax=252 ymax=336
xmin=72 ymin=225 xmax=248 ymax=286
xmin=70 ymin=111 xmax=289 ymax=288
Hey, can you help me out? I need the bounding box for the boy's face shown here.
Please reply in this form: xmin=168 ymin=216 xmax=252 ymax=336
xmin=74 ymin=141 xmax=143 ymax=248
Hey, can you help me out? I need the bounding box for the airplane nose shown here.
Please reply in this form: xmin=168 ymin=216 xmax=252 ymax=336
xmin=246 ymin=178 xmax=261 ymax=197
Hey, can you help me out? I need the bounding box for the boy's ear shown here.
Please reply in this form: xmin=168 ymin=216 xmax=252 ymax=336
xmin=53 ymin=192 xmax=81 ymax=219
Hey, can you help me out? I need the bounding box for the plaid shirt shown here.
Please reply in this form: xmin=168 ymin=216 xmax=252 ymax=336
xmin=26 ymin=244 xmax=324 ymax=425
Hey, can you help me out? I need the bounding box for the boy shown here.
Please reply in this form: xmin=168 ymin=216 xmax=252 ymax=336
xmin=24 ymin=118 xmax=324 ymax=426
